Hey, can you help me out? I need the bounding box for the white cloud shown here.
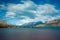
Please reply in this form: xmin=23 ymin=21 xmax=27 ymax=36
xmin=16 ymin=18 xmax=33 ymax=25
xmin=34 ymin=4 xmax=60 ymax=22
xmin=5 ymin=0 xmax=60 ymax=25
xmin=37 ymin=4 xmax=59 ymax=15
xmin=6 ymin=12 xmax=16 ymax=18
xmin=7 ymin=1 xmax=37 ymax=12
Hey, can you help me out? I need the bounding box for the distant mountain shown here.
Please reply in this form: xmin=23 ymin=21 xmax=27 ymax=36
xmin=46 ymin=19 xmax=60 ymax=27
xmin=1 ymin=19 xmax=60 ymax=28
xmin=46 ymin=19 xmax=60 ymax=24
xmin=34 ymin=19 xmax=60 ymax=28
xmin=20 ymin=21 xmax=44 ymax=28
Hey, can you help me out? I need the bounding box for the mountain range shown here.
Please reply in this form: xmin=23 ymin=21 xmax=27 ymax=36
xmin=0 ymin=19 xmax=60 ymax=28
xmin=34 ymin=19 xmax=60 ymax=28
xmin=20 ymin=21 xmax=44 ymax=28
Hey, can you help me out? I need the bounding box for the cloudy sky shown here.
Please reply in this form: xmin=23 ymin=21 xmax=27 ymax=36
xmin=0 ymin=0 xmax=60 ymax=25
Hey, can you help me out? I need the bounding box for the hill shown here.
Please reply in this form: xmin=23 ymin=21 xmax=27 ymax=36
xmin=34 ymin=19 xmax=60 ymax=28
xmin=20 ymin=21 xmax=44 ymax=28
xmin=0 ymin=23 xmax=19 ymax=28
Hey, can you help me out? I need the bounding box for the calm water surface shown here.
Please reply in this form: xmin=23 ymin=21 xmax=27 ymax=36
xmin=0 ymin=28 xmax=60 ymax=40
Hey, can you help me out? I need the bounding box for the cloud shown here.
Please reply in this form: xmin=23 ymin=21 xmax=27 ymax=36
xmin=6 ymin=0 xmax=37 ymax=19
xmin=34 ymin=4 xmax=60 ymax=22
xmin=37 ymin=4 xmax=59 ymax=15
xmin=15 ymin=18 xmax=33 ymax=25
xmin=6 ymin=12 xmax=16 ymax=18
xmin=5 ymin=0 xmax=60 ymax=25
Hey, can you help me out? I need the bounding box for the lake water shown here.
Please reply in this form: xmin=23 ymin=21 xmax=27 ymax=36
xmin=0 ymin=28 xmax=60 ymax=40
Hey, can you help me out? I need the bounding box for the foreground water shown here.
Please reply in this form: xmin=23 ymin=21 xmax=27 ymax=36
xmin=0 ymin=28 xmax=60 ymax=40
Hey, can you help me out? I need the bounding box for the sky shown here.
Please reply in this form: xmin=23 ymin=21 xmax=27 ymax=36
xmin=0 ymin=0 xmax=60 ymax=25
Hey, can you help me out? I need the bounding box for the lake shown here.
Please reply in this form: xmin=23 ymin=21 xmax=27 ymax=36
xmin=0 ymin=28 xmax=60 ymax=40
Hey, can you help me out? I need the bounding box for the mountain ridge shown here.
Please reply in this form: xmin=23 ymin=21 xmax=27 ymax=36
xmin=34 ymin=19 xmax=60 ymax=28
xmin=0 ymin=19 xmax=60 ymax=28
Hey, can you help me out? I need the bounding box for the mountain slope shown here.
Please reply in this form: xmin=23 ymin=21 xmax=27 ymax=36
xmin=20 ymin=21 xmax=44 ymax=28
xmin=34 ymin=19 xmax=60 ymax=28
